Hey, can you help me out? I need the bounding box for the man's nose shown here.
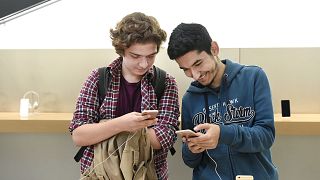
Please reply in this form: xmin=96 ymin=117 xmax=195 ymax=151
xmin=139 ymin=57 xmax=148 ymax=68
xmin=191 ymin=68 xmax=200 ymax=80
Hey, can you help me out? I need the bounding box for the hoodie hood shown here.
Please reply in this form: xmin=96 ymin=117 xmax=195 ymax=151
xmin=186 ymin=59 xmax=244 ymax=93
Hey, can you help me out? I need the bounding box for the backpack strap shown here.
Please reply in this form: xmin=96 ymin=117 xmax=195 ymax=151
xmin=152 ymin=66 xmax=176 ymax=156
xmin=152 ymin=65 xmax=166 ymax=105
xmin=98 ymin=67 xmax=111 ymax=105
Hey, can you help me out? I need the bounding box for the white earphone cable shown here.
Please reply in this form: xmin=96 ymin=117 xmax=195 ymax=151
xmin=206 ymin=149 xmax=222 ymax=180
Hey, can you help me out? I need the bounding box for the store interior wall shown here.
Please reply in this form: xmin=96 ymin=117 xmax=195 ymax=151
xmin=0 ymin=48 xmax=320 ymax=180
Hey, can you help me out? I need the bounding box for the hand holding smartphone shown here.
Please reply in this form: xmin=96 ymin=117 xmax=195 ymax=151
xmin=176 ymin=129 xmax=199 ymax=138
xmin=142 ymin=110 xmax=158 ymax=119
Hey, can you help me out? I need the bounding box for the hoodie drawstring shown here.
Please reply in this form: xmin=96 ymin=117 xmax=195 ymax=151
xmin=203 ymin=93 xmax=210 ymax=124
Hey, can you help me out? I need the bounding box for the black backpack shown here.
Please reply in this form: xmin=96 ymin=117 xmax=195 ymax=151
xmin=74 ymin=65 xmax=175 ymax=162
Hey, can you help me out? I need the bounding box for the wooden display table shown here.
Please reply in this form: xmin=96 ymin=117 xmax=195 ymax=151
xmin=0 ymin=113 xmax=320 ymax=135
xmin=274 ymin=114 xmax=320 ymax=135
xmin=0 ymin=112 xmax=72 ymax=133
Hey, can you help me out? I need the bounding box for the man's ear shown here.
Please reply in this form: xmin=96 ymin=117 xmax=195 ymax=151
xmin=211 ymin=41 xmax=219 ymax=56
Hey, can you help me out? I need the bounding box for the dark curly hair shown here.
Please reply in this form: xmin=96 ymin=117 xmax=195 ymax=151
xmin=167 ymin=23 xmax=212 ymax=60
xmin=110 ymin=12 xmax=167 ymax=56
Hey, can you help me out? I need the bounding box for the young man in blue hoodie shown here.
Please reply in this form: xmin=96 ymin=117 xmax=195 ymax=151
xmin=167 ymin=23 xmax=278 ymax=180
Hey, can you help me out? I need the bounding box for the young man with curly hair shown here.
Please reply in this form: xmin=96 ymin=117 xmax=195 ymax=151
xmin=70 ymin=12 xmax=180 ymax=180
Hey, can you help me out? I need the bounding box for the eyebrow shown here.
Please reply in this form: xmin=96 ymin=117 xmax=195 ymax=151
xmin=180 ymin=59 xmax=202 ymax=70
xmin=129 ymin=51 xmax=158 ymax=57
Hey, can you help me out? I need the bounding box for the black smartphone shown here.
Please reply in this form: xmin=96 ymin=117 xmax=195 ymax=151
xmin=281 ymin=100 xmax=290 ymax=117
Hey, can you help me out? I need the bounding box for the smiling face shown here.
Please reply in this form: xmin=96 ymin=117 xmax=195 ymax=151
xmin=176 ymin=50 xmax=217 ymax=86
xmin=122 ymin=42 xmax=158 ymax=82
xmin=175 ymin=42 xmax=225 ymax=88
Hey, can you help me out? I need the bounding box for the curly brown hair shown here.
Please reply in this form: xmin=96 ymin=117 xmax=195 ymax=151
xmin=110 ymin=12 xmax=167 ymax=56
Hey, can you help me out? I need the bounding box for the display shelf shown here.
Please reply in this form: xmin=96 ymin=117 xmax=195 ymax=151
xmin=0 ymin=112 xmax=72 ymax=133
xmin=274 ymin=114 xmax=320 ymax=135
xmin=1 ymin=113 xmax=320 ymax=135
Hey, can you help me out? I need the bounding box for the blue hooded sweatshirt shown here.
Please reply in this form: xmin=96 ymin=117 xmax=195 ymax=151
xmin=181 ymin=59 xmax=278 ymax=180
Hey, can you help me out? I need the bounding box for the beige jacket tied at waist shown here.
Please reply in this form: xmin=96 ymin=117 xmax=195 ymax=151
xmin=81 ymin=122 xmax=157 ymax=180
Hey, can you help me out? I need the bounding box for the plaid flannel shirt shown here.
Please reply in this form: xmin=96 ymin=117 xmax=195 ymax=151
xmin=69 ymin=57 xmax=180 ymax=180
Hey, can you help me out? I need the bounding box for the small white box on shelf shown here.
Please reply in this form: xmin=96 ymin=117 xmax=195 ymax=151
xmin=19 ymin=98 xmax=29 ymax=118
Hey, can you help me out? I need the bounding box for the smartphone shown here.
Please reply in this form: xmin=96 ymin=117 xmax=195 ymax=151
xmin=176 ymin=129 xmax=199 ymax=138
xmin=235 ymin=175 xmax=254 ymax=180
xmin=142 ymin=110 xmax=159 ymax=119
